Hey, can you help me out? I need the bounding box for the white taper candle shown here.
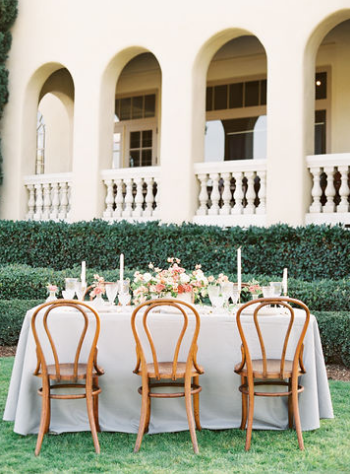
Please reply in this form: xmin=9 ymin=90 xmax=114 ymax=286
xmin=237 ymin=247 xmax=242 ymax=293
xmin=81 ymin=261 xmax=86 ymax=286
xmin=283 ymin=268 xmax=288 ymax=296
xmin=120 ymin=253 xmax=124 ymax=283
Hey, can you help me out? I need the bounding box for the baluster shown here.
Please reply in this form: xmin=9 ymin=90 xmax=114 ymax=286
xmin=122 ymin=178 xmax=133 ymax=217
xmin=34 ymin=184 xmax=43 ymax=220
xmin=309 ymin=167 xmax=323 ymax=213
xmin=50 ymin=182 xmax=60 ymax=220
xmin=337 ymin=166 xmax=350 ymax=213
xmin=244 ymin=171 xmax=256 ymax=214
xmin=220 ymin=172 xmax=232 ymax=215
xmin=103 ymin=179 xmax=114 ymax=218
xmin=154 ymin=180 xmax=160 ymax=217
xmin=113 ymin=179 xmax=123 ymax=218
xmin=256 ymin=170 xmax=266 ymax=214
xmin=58 ymin=181 xmax=69 ymax=220
xmin=143 ymin=177 xmax=154 ymax=217
xmin=196 ymin=173 xmax=208 ymax=216
xmin=232 ymin=172 xmax=244 ymax=215
xmin=66 ymin=180 xmax=72 ymax=222
xmin=133 ymin=177 xmax=144 ymax=217
xmin=208 ymin=173 xmax=220 ymax=215
xmin=42 ymin=183 xmax=51 ymax=221
xmin=323 ymin=166 xmax=336 ymax=213
xmin=26 ymin=185 xmax=35 ymax=220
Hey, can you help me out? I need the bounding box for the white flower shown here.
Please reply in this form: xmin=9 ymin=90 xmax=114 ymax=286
xmin=180 ymin=273 xmax=190 ymax=283
xmin=143 ymin=272 xmax=153 ymax=283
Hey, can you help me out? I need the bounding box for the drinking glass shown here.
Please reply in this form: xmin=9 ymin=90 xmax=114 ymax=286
xmin=62 ymin=289 xmax=75 ymax=299
xmin=270 ymin=282 xmax=282 ymax=297
xmin=105 ymin=282 xmax=119 ymax=305
xmin=118 ymin=280 xmax=131 ymax=307
xmin=74 ymin=281 xmax=87 ymax=301
xmin=65 ymin=278 xmax=78 ymax=292
xmin=208 ymin=285 xmax=224 ymax=308
xmin=262 ymin=285 xmax=274 ymax=298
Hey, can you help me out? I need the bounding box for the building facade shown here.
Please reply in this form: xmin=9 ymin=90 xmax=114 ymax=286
xmin=1 ymin=0 xmax=350 ymax=226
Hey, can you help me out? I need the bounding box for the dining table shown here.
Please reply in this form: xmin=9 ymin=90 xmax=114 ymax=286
xmin=3 ymin=302 xmax=334 ymax=436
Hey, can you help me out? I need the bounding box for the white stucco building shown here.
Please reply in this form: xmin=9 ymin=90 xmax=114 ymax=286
xmin=1 ymin=0 xmax=350 ymax=226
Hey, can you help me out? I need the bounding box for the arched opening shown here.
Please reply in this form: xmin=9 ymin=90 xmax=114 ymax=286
xmin=113 ymin=52 xmax=161 ymax=169
xmin=205 ymin=36 xmax=267 ymax=162
xmin=36 ymin=68 xmax=75 ymax=174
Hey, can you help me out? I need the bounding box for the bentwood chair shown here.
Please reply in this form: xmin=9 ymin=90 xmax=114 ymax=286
xmin=234 ymin=297 xmax=310 ymax=451
xmin=31 ymin=300 xmax=104 ymax=455
xmin=131 ymin=298 xmax=204 ymax=454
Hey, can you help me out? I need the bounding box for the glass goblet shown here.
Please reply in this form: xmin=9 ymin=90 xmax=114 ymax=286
xmin=220 ymin=282 xmax=234 ymax=307
xmin=62 ymin=289 xmax=75 ymax=300
xmin=270 ymin=282 xmax=282 ymax=297
xmin=105 ymin=282 xmax=119 ymax=305
xmin=118 ymin=280 xmax=131 ymax=307
xmin=208 ymin=285 xmax=224 ymax=308
xmin=262 ymin=285 xmax=274 ymax=298
xmin=74 ymin=281 xmax=87 ymax=301
xmin=65 ymin=278 xmax=78 ymax=292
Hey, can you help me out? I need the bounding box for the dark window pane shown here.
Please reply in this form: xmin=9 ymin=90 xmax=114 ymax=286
xmin=223 ymin=117 xmax=259 ymax=160
xmin=132 ymin=96 xmax=143 ymax=119
xmin=144 ymin=94 xmax=156 ymax=117
xmin=115 ymin=99 xmax=121 ymax=120
xmin=245 ymin=81 xmax=259 ymax=107
xmin=130 ymin=131 xmax=140 ymax=149
xmin=229 ymin=83 xmax=243 ymax=108
xmin=206 ymin=87 xmax=213 ymax=111
xmin=260 ymin=80 xmax=267 ymax=105
xmin=316 ymin=72 xmax=327 ymax=100
xmin=130 ymin=150 xmax=140 ymax=167
xmin=120 ymin=98 xmax=132 ymax=120
xmin=214 ymin=85 xmax=228 ymax=110
xmin=142 ymin=130 xmax=153 ymax=148
xmin=142 ymin=149 xmax=152 ymax=166
xmin=315 ymin=110 xmax=326 ymax=155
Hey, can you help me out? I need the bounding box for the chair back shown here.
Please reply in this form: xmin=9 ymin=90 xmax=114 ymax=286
xmin=236 ymin=297 xmax=310 ymax=379
xmin=131 ymin=298 xmax=201 ymax=380
xmin=31 ymin=300 xmax=101 ymax=382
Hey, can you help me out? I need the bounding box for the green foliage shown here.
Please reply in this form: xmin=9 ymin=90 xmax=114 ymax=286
xmin=314 ymin=311 xmax=350 ymax=367
xmin=0 ymin=0 xmax=18 ymax=31
xmin=0 ymin=64 xmax=8 ymax=117
xmin=0 ymin=299 xmax=42 ymax=345
xmin=1 ymin=220 xmax=350 ymax=281
xmin=0 ymin=30 xmax=11 ymax=62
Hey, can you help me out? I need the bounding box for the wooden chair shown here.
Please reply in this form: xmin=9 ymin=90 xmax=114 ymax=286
xmin=131 ymin=298 xmax=204 ymax=454
xmin=31 ymin=300 xmax=104 ymax=455
xmin=234 ymin=297 xmax=310 ymax=451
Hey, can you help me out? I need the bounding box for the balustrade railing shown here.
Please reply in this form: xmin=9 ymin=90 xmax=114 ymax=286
xmin=193 ymin=160 xmax=267 ymax=226
xmin=307 ymin=153 xmax=350 ymax=225
xmin=24 ymin=173 xmax=72 ymax=221
xmin=101 ymin=166 xmax=160 ymax=221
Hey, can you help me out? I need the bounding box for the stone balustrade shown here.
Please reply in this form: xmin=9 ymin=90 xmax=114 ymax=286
xmin=24 ymin=173 xmax=72 ymax=221
xmin=306 ymin=153 xmax=350 ymax=225
xmin=193 ymin=160 xmax=267 ymax=226
xmin=101 ymin=166 xmax=160 ymax=222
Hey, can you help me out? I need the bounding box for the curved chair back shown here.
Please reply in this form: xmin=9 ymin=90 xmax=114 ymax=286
xmin=131 ymin=298 xmax=201 ymax=381
xmin=31 ymin=300 xmax=101 ymax=382
xmin=236 ymin=297 xmax=310 ymax=379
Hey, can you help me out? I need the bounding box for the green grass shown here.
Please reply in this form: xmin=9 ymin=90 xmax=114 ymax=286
xmin=1 ymin=357 xmax=349 ymax=473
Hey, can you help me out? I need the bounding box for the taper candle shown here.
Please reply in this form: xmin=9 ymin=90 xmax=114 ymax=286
xmin=237 ymin=247 xmax=242 ymax=293
xmin=120 ymin=253 xmax=124 ymax=283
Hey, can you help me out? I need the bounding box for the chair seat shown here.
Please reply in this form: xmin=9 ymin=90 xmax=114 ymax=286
xmin=45 ymin=363 xmax=104 ymax=381
xmin=235 ymin=359 xmax=302 ymax=379
xmin=135 ymin=361 xmax=204 ymax=379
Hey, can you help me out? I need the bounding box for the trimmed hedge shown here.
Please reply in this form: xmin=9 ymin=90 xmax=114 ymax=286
xmin=0 ymin=220 xmax=350 ymax=280
xmin=0 ymin=264 xmax=349 ymax=312
xmin=0 ymin=299 xmax=42 ymax=346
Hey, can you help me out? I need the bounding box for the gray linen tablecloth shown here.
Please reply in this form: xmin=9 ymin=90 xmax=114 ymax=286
xmin=3 ymin=305 xmax=333 ymax=435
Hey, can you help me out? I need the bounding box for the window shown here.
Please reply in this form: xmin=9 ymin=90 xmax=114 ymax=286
xmin=113 ymin=93 xmax=157 ymax=168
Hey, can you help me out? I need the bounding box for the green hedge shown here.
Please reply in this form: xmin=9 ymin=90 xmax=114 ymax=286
xmin=1 ymin=264 xmax=350 ymax=312
xmin=0 ymin=299 xmax=42 ymax=346
xmin=0 ymin=220 xmax=350 ymax=280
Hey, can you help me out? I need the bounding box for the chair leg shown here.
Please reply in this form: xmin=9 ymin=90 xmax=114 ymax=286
xmin=184 ymin=373 xmax=199 ymax=454
xmin=193 ymin=376 xmax=202 ymax=431
xmin=35 ymin=380 xmax=50 ymax=456
xmin=240 ymin=375 xmax=248 ymax=430
xmin=134 ymin=376 xmax=150 ymax=453
xmin=144 ymin=395 xmax=151 ymax=434
xmin=245 ymin=380 xmax=255 ymax=451
xmin=86 ymin=383 xmax=100 ymax=454
xmin=288 ymin=378 xmax=293 ymax=429
xmin=93 ymin=376 xmax=101 ymax=432
xmin=292 ymin=377 xmax=304 ymax=450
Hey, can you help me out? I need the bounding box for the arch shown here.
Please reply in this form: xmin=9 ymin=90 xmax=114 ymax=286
xmin=98 ymin=46 xmax=162 ymax=170
xmin=21 ymin=62 xmax=75 ymax=175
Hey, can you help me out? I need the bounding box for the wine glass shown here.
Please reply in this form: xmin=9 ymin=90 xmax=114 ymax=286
xmin=105 ymin=282 xmax=119 ymax=306
xmin=118 ymin=280 xmax=131 ymax=307
xmin=208 ymin=285 xmax=224 ymax=308
xmin=220 ymin=282 xmax=234 ymax=307
xmin=74 ymin=281 xmax=87 ymax=301
xmin=65 ymin=278 xmax=78 ymax=292
xmin=262 ymin=285 xmax=274 ymax=297
xmin=62 ymin=289 xmax=75 ymax=300
xmin=270 ymin=282 xmax=282 ymax=297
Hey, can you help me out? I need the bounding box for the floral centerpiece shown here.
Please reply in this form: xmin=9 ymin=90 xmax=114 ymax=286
xmin=90 ymin=274 xmax=106 ymax=298
xmin=46 ymin=283 xmax=58 ymax=302
xmin=132 ymin=258 xmax=209 ymax=305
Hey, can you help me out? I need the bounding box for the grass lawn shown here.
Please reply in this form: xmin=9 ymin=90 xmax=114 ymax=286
xmin=1 ymin=357 xmax=349 ymax=474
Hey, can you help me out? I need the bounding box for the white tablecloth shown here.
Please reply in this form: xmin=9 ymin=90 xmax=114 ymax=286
xmin=3 ymin=305 xmax=333 ymax=435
